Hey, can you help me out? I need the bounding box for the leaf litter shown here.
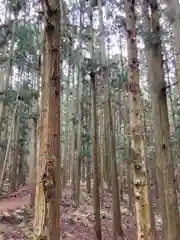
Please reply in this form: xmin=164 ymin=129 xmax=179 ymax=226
xmin=0 ymin=183 xmax=164 ymax=239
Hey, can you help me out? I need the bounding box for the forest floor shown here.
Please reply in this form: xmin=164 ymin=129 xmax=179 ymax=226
xmin=0 ymin=183 xmax=163 ymax=239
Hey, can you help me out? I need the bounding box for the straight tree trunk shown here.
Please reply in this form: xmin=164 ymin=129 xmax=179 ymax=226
xmin=108 ymin=97 xmax=124 ymax=239
xmin=29 ymin=117 xmax=37 ymax=207
xmin=10 ymin=112 xmax=20 ymax=192
xmin=86 ymin=101 xmax=92 ymax=195
xmin=0 ymin=102 xmax=18 ymax=192
xmin=75 ymin=4 xmax=84 ymax=205
xmin=163 ymin=0 xmax=180 ymax=94
xmin=91 ymin=72 xmax=101 ymax=240
xmin=144 ymin=1 xmax=180 ymax=239
xmin=62 ymin=57 xmax=70 ymax=188
xmin=124 ymin=99 xmax=133 ymax=212
xmin=124 ymin=0 xmax=151 ymax=239
xmin=33 ymin=0 xmax=61 ymax=239
xmin=99 ymin=109 xmax=104 ymax=206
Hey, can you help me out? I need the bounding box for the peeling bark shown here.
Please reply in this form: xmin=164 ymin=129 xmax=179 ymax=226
xmin=33 ymin=0 xmax=61 ymax=239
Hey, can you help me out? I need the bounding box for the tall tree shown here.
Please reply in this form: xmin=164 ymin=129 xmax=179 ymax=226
xmin=163 ymin=0 xmax=180 ymax=94
xmin=143 ymin=0 xmax=180 ymax=239
xmin=124 ymin=0 xmax=151 ymax=239
xmin=91 ymin=71 xmax=102 ymax=240
xmin=33 ymin=0 xmax=61 ymax=239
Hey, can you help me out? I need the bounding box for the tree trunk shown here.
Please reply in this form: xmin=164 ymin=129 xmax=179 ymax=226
xmin=33 ymin=0 xmax=61 ymax=239
xmin=10 ymin=112 xmax=20 ymax=192
xmin=91 ymin=72 xmax=101 ymax=240
xmin=29 ymin=118 xmax=37 ymax=207
xmin=62 ymin=58 xmax=70 ymax=188
xmin=163 ymin=0 xmax=180 ymax=95
xmin=0 ymin=102 xmax=18 ymax=193
xmin=99 ymin=109 xmax=104 ymax=207
xmin=125 ymin=0 xmax=151 ymax=239
xmin=143 ymin=1 xmax=180 ymax=239
xmin=108 ymin=97 xmax=124 ymax=239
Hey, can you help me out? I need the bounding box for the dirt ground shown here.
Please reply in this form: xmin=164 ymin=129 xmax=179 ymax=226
xmin=0 ymin=183 xmax=164 ymax=239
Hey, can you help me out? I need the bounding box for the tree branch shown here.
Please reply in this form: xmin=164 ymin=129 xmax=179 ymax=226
xmin=165 ymin=80 xmax=180 ymax=89
xmin=0 ymin=30 xmax=11 ymax=48
xmin=0 ymin=20 xmax=13 ymax=30
xmin=41 ymin=0 xmax=53 ymax=14
xmin=44 ymin=0 xmax=53 ymax=13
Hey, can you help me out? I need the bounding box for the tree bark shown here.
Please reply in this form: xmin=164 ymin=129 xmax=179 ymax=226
xmin=91 ymin=72 xmax=102 ymax=240
xmin=33 ymin=0 xmax=61 ymax=239
xmin=125 ymin=0 xmax=151 ymax=239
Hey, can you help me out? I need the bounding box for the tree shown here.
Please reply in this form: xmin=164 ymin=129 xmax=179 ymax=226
xmin=142 ymin=0 xmax=180 ymax=239
xmin=33 ymin=0 xmax=61 ymax=239
xmin=124 ymin=0 xmax=151 ymax=239
xmin=163 ymin=0 xmax=180 ymax=94
xmin=91 ymin=71 xmax=102 ymax=240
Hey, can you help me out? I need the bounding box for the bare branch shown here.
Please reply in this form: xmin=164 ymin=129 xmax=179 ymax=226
xmin=0 ymin=30 xmax=11 ymax=48
xmin=165 ymin=80 xmax=180 ymax=89
xmin=44 ymin=0 xmax=53 ymax=14
xmin=0 ymin=20 xmax=13 ymax=30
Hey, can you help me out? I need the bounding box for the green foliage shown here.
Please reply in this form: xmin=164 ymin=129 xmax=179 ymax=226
xmin=80 ymin=148 xmax=91 ymax=160
xmin=0 ymin=81 xmax=38 ymax=107
xmin=140 ymin=27 xmax=167 ymax=49
xmin=1 ymin=81 xmax=39 ymax=157
xmin=17 ymin=82 xmax=39 ymax=105
xmin=13 ymin=23 xmax=41 ymax=68
xmin=81 ymin=132 xmax=91 ymax=145
xmin=0 ymin=86 xmax=16 ymax=104
xmin=172 ymin=124 xmax=180 ymax=146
